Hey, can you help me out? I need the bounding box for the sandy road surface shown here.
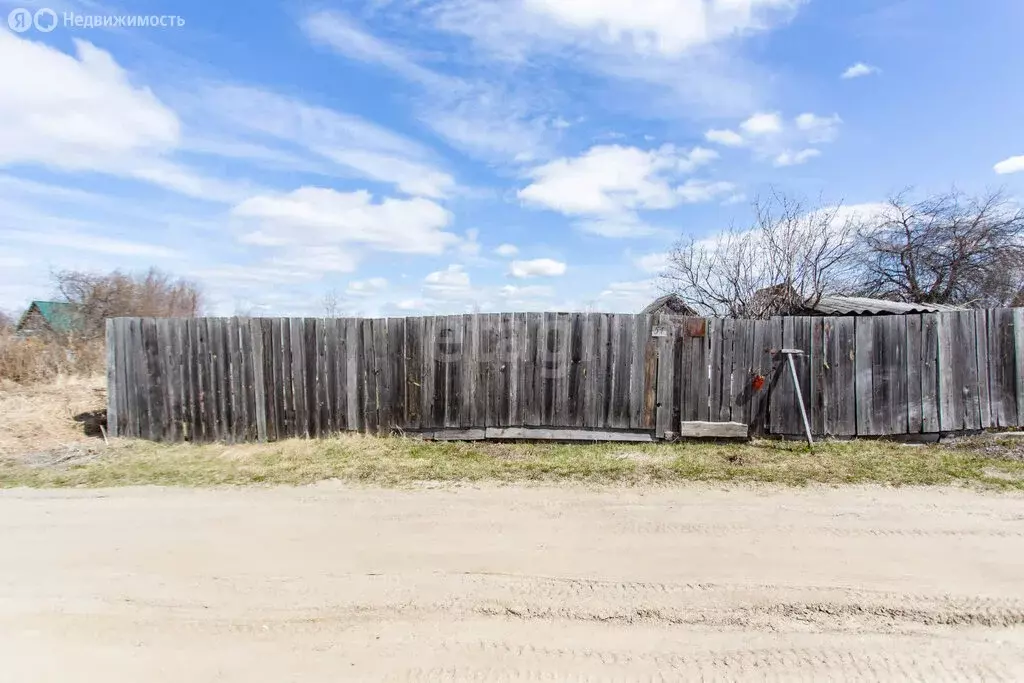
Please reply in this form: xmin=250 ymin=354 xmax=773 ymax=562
xmin=1 ymin=484 xmax=1024 ymax=682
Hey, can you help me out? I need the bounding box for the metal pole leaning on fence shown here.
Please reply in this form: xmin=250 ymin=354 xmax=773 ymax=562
xmin=780 ymin=349 xmax=814 ymax=449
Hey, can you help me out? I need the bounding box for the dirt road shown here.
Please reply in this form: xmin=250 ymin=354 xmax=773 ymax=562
xmin=2 ymin=484 xmax=1023 ymax=681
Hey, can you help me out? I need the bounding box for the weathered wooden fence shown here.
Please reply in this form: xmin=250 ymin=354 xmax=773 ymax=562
xmin=106 ymin=310 xmax=1024 ymax=442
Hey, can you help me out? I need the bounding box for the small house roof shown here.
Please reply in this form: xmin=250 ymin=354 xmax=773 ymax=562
xmin=641 ymin=294 xmax=698 ymax=316
xmin=16 ymin=301 xmax=83 ymax=333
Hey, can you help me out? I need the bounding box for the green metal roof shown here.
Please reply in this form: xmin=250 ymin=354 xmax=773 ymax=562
xmin=18 ymin=301 xmax=83 ymax=333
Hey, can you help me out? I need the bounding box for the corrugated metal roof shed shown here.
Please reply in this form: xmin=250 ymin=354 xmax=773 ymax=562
xmin=803 ymin=296 xmax=963 ymax=316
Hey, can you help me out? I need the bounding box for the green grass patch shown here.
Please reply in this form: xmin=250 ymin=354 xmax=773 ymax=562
xmin=3 ymin=435 xmax=1024 ymax=490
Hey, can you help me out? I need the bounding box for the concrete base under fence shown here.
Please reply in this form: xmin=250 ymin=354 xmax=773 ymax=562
xmin=412 ymin=422 xmax=751 ymax=443
xmin=413 ymin=428 xmax=656 ymax=443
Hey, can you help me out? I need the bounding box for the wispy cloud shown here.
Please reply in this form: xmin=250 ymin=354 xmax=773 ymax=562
xmin=841 ymin=62 xmax=879 ymax=79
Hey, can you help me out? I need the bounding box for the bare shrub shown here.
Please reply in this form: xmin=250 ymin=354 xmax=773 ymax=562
xmin=0 ymin=333 xmax=103 ymax=384
xmin=54 ymin=267 xmax=203 ymax=341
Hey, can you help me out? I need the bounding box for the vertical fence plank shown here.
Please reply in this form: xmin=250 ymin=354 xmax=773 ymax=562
xmin=655 ymin=317 xmax=675 ymax=438
xmin=988 ymin=309 xmax=1018 ymax=427
xmin=140 ymin=318 xmax=163 ymax=441
xmin=335 ymin=317 xmax=352 ymax=430
xmin=105 ymin=320 xmax=119 ymax=438
xmin=117 ymin=319 xmax=133 ymax=437
xmin=729 ymin=319 xmax=752 ymax=428
xmin=508 ymin=312 xmax=523 ymax=427
xmin=748 ymin=319 xmax=772 ymax=436
xmin=287 ymin=318 xmax=306 ymax=437
xmin=460 ymin=314 xmax=477 ymax=428
xmin=581 ymin=313 xmax=600 ymax=429
xmin=214 ymin=318 xmax=232 ymax=442
xmin=471 ymin=315 xmax=487 ymax=428
xmin=607 ymin=314 xmax=629 ymax=429
xmin=921 ymin=314 xmax=940 ymax=433
xmin=718 ymin=318 xmax=736 ymax=423
xmin=854 ymin=317 xmax=874 ymax=435
xmin=301 ymin=318 xmax=317 ymax=438
xmin=360 ymin=318 xmax=378 ymax=434
xmin=770 ymin=317 xmax=798 ymax=435
xmin=958 ymin=311 xmax=981 ymax=431
xmin=809 ymin=317 xmax=825 ymax=436
xmin=446 ymin=313 xmax=466 ymax=428
xmin=554 ymin=312 xmax=572 ymax=427
xmin=345 ymin=318 xmax=361 ymax=433
xmin=1015 ymin=309 xmax=1024 ymax=427
xmin=569 ymin=313 xmax=586 ymax=428
xmin=823 ymin=317 xmax=857 ymax=436
xmin=906 ymin=315 xmax=923 ymax=433
xmin=372 ymin=318 xmax=390 ymax=434
xmin=628 ymin=314 xmax=650 ymax=428
xmin=404 ymin=317 xmax=422 ymax=431
xmin=237 ymin=318 xmax=256 ymax=441
xmin=249 ymin=319 xmax=267 ymax=441
xmin=696 ymin=319 xmax=711 ymax=423
xmin=322 ymin=318 xmax=337 ymax=435
xmin=420 ymin=316 xmax=436 ymax=429
xmin=502 ymin=312 xmax=513 ymax=427
xmin=975 ymin=310 xmax=993 ymax=429
xmin=707 ymin=318 xmax=724 ymax=422
xmin=885 ymin=316 xmax=910 ymax=435
xmin=226 ymin=317 xmax=242 ymax=443
xmin=263 ymin=318 xmax=280 ymax=441
xmin=192 ymin=318 xmax=208 ymax=441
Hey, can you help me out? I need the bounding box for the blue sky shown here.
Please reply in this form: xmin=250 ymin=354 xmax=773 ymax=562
xmin=1 ymin=0 xmax=1023 ymax=317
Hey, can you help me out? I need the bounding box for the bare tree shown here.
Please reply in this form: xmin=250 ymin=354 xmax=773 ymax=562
xmin=857 ymin=189 xmax=1024 ymax=307
xmin=662 ymin=192 xmax=860 ymax=318
xmin=0 ymin=310 xmax=12 ymax=332
xmin=53 ymin=267 xmax=203 ymax=340
xmin=322 ymin=289 xmax=341 ymax=317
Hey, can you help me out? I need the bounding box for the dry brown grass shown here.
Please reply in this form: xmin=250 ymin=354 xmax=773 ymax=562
xmin=0 ymin=375 xmax=106 ymax=457
xmin=0 ymin=333 xmax=103 ymax=384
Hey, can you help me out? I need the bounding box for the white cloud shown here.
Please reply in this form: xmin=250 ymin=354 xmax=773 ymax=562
xmin=0 ymin=228 xmax=180 ymax=259
xmin=575 ymin=215 xmax=666 ymax=238
xmin=346 ymin=277 xmax=389 ymax=295
xmin=795 ymin=113 xmax=842 ymax=143
xmin=233 ymin=187 xmax=457 ymax=263
xmin=424 ymin=264 xmax=471 ymax=292
xmin=519 ymin=144 xmax=719 ymax=215
xmin=270 ymin=246 xmax=359 ymax=274
xmin=598 ymin=279 xmax=659 ymax=312
xmin=195 ymin=85 xmax=457 ymax=198
xmin=438 ymin=0 xmax=802 ymax=58
xmin=677 ymin=179 xmax=737 ymax=203
xmin=994 ymin=156 xmax=1024 ymax=175
xmin=773 ymin=148 xmax=821 ymax=167
xmin=678 ymin=146 xmax=720 ymax=172
xmin=0 ymin=32 xmax=179 ymax=170
xmin=634 ymin=252 xmax=670 ymax=274
xmin=841 ymin=62 xmax=878 ymax=79
xmin=705 ymin=129 xmax=745 ymax=147
xmin=740 ymin=112 xmax=783 ymax=135
xmin=302 ymin=10 xmax=554 ymax=163
xmin=494 ymin=243 xmax=519 ymax=257
xmin=509 ymin=258 xmax=567 ymax=278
